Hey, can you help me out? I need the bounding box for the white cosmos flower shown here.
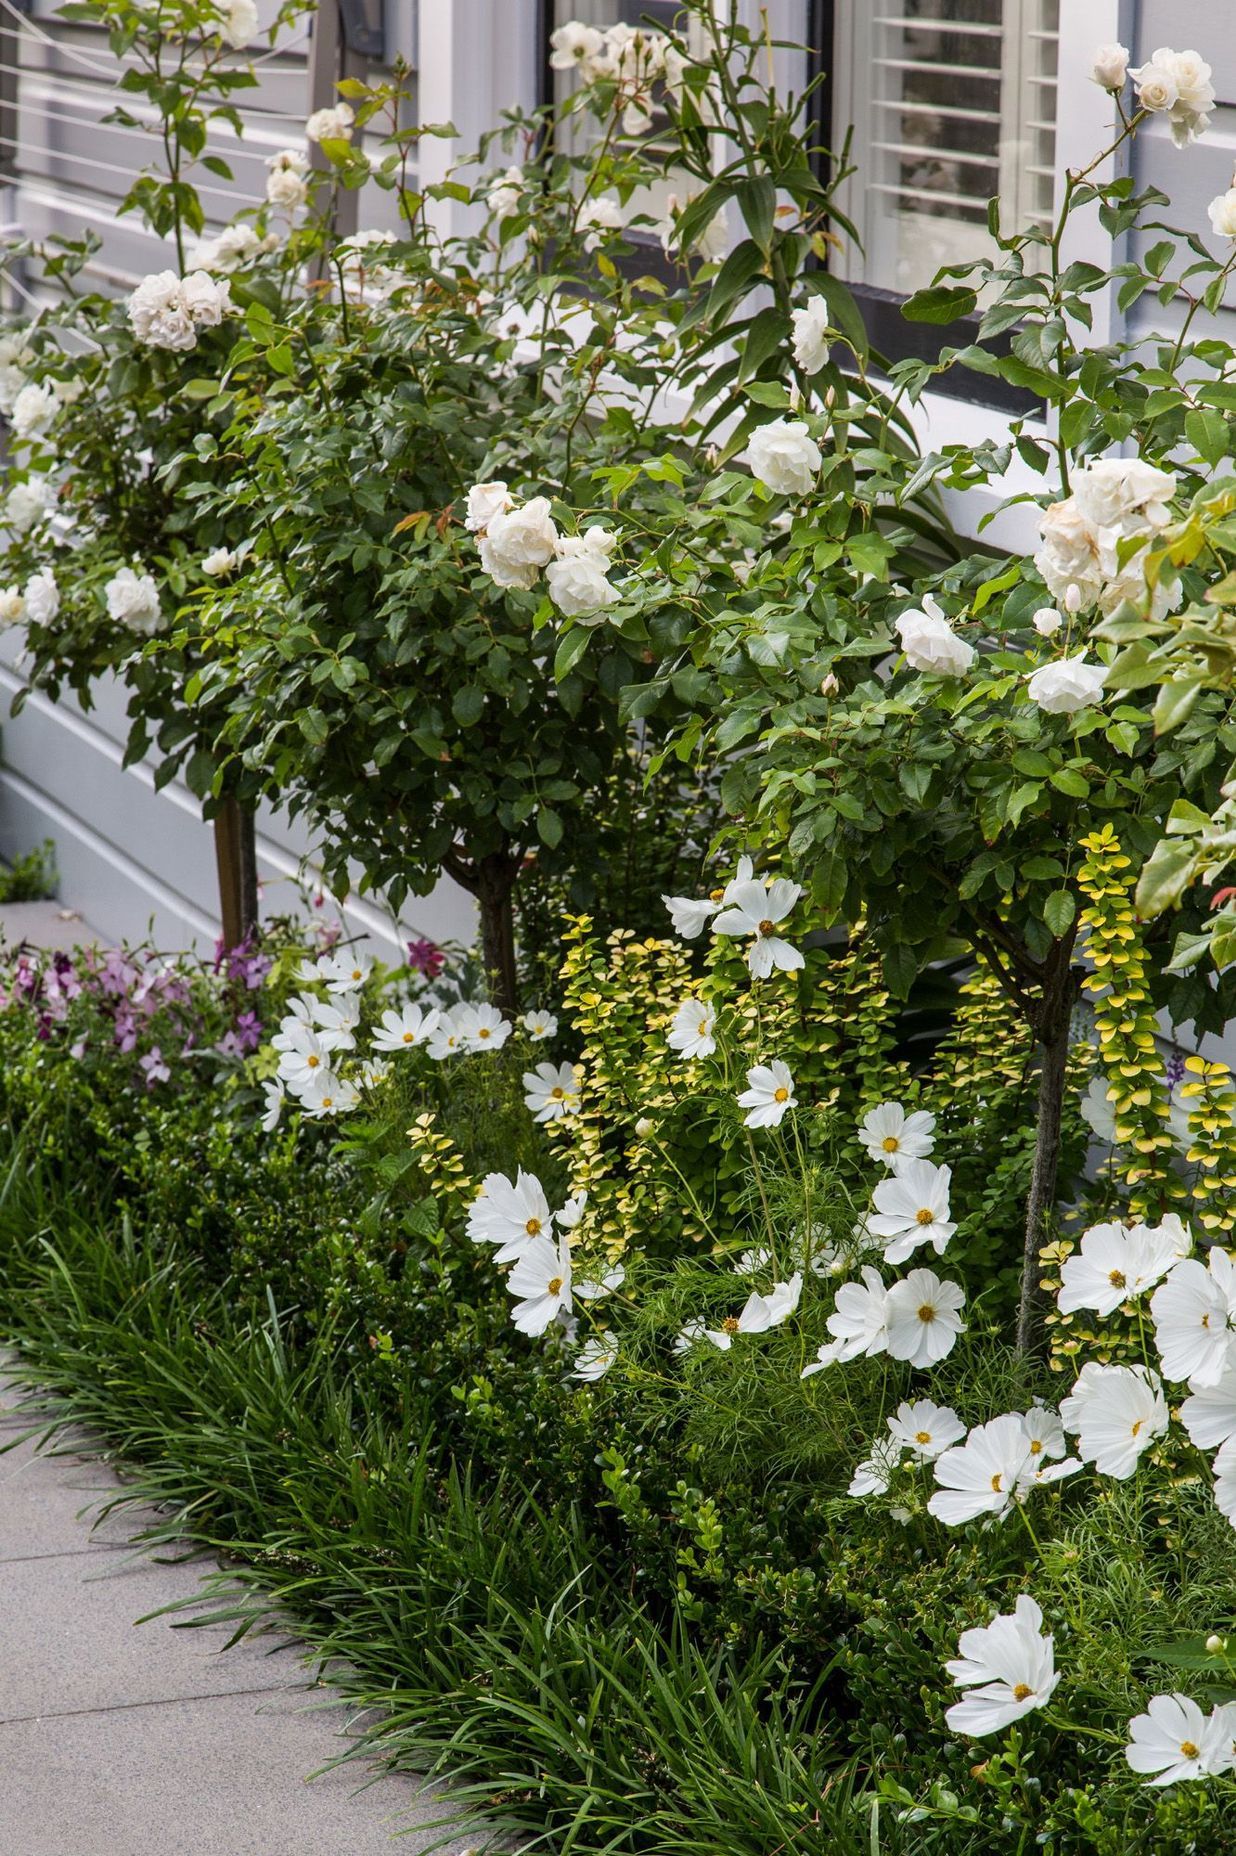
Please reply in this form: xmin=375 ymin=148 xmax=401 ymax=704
xmin=276 ymin=1026 xmax=331 ymax=1092
xmin=1026 ymin=653 xmax=1109 ymax=715
xmin=457 ymin=1002 xmax=512 ymax=1051
xmin=1181 ymin=1363 xmax=1236 ymax=1451
xmin=521 ymin=1008 xmax=557 ymax=1041
xmin=886 ymin=1398 xmax=965 ymax=1460
xmin=667 ymin=997 xmax=717 ymax=1060
xmin=1151 ymin=1251 xmax=1236 ymax=1385
xmin=1125 ymin=1693 xmax=1231 ymax=1785
xmin=466 ymin=1168 xmax=554 ymax=1263
xmin=260 ymin=1078 xmax=284 ymax=1132
xmin=867 ymin=1159 xmax=956 ymax=1265
xmin=557 ymin=1191 xmax=587 ymax=1231
xmin=299 ymin=1069 xmax=360 ymax=1117
xmin=1058 ymin=1219 xmax=1182 ymax=1316
xmin=1059 ymin=1361 xmax=1168 ymax=1478
xmin=704 ymin=1273 xmax=802 ymax=1350
xmin=574 ymin=1263 xmax=624 ymax=1302
xmin=359 ymin=1058 xmax=391 ymax=1089
xmin=928 ymin=1413 xmax=1035 ymax=1526
xmin=848 ymin=1435 xmax=901 ymax=1498
xmin=371 ymin=1002 xmax=440 ymax=1053
xmin=737 ymin=1060 xmax=797 ymax=1129
xmin=807 ymin=1265 xmax=889 ymax=1371
xmin=673 ymin=1317 xmax=707 ymax=1356
xmin=1213 ymin=1435 xmax=1236 ymax=1527
xmin=523 ymin=1060 xmax=581 ymax=1122
xmin=311 ymin=994 xmax=361 ymax=1052
xmin=885 ymin=1269 xmax=965 ymax=1369
xmin=426 ymin=1004 xmax=471 ymax=1060
xmin=895 ymin=595 xmax=975 ymax=676
xmin=573 ymin=1330 xmax=619 ymax=1381
xmin=945 ymin=1595 xmax=1059 ymax=1737
xmin=507 ymin=1231 xmax=573 ymax=1336
xmin=858 ymin=1101 xmax=936 ymax=1170
xmin=744 ymin=419 xmax=822 ymax=497
xmin=318 ymin=949 xmax=373 ymax=994
xmin=662 ymin=892 xmax=719 ymax=940
xmin=711 ymin=877 xmax=803 ymax=979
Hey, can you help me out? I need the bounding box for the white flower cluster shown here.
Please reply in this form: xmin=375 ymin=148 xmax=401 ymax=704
xmin=104 ymin=566 xmax=161 ymax=635
xmin=190 ymin=223 xmax=272 ymax=275
xmin=306 ymin=102 xmax=354 ymax=145
xmin=467 ymin=1169 xmax=620 ymax=1365
xmin=467 ymin=479 xmax=621 ymax=620
xmin=663 ymin=854 xmax=803 ymax=981
xmin=0 ymin=330 xmax=34 ymax=416
xmin=1129 ymin=48 xmax=1215 ymax=148
xmin=216 ymin=0 xmax=258 ymax=51
xmin=335 ymin=230 xmax=399 ymax=307
xmin=1035 ymin=456 xmax=1177 ymax=619
xmin=0 ymin=566 xmax=58 ymax=629
xmin=266 ymin=149 xmax=310 ymax=215
xmin=549 ymin=19 xmax=687 ymax=136
xmin=127 ymin=269 xmax=233 ymax=353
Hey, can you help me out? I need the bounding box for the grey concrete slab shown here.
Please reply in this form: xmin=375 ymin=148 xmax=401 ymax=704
xmin=0 ymin=1688 xmax=467 ymax=1856
xmin=0 ymin=899 xmax=100 ymax=952
xmin=0 ymin=1550 xmax=303 ymax=1722
xmin=0 ymin=1430 xmax=166 ymax=1562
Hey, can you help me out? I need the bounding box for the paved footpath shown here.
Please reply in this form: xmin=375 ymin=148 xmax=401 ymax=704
xmin=0 ymin=1353 xmax=473 ymax=1856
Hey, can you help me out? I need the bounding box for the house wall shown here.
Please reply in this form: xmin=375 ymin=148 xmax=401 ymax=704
xmin=0 ymin=0 xmax=481 ymax=954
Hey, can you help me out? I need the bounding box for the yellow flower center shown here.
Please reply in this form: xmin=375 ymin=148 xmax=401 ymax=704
xmin=321 ymin=1095 xmax=333 ymax=1108
xmin=1131 ymin=1418 xmax=1144 ymax=1436
xmin=990 ymin=1473 xmax=1003 ymax=1492
xmin=918 ymin=1303 xmax=936 ymax=1323
xmin=709 ymin=887 xmax=725 ymax=903
xmin=547 ymin=1276 xmax=563 ymax=1296
xmin=525 ymin=1217 xmax=542 ymax=1236
xmin=1012 ymin=1684 xmax=1033 ymax=1703
xmin=551 ymin=1087 xmax=565 ymax=1100
xmin=307 ymin=1054 xmax=320 ymax=1068
xmin=1029 ymin=1438 xmax=1043 ymax=1455
xmin=916 ymin=1208 xmax=934 ymax=1226
xmin=774 ymin=1087 xmax=789 ymax=1103
xmin=722 ymin=1316 xmax=740 ymax=1334
xmin=402 ymin=1032 xmax=415 ymax=1043
xmin=351 ymin=969 xmax=362 ymax=981
xmin=1202 ymin=1314 xmax=1212 ymax=1329
xmin=882 ymin=1136 xmax=900 ymax=1153
xmin=1181 ymin=1740 xmax=1200 ymax=1760
xmin=478 ymin=1028 xmax=491 ymax=1039
xmin=1109 ymin=1269 xmax=1126 ymax=1288
xmin=915 ymin=1430 xmax=932 ymax=1446
xmin=758 ymin=918 xmax=775 ymax=935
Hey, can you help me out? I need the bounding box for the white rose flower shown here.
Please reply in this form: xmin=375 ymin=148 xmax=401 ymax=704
xmin=465 ymin=480 xmax=513 ymax=533
xmin=548 ymin=20 xmax=606 ymax=77
xmin=1132 ymin=48 xmax=1214 ymax=145
xmin=190 ymin=223 xmax=263 ymax=275
xmin=546 ymin=535 xmax=619 ymax=619
xmin=578 ymin=193 xmax=625 ymax=252
xmin=0 ymin=330 xmax=33 ymax=416
xmin=0 ymin=585 xmax=24 ymax=623
xmin=744 ymin=419 xmax=822 ymax=498
xmin=306 ymin=102 xmax=355 ymax=144
xmin=478 ymin=496 xmax=559 ymax=590
xmin=1131 ymin=59 xmax=1180 ymax=114
xmin=201 ymin=546 xmax=239 ymax=577
xmin=23 ymin=568 xmax=58 ymax=624
xmin=1070 ymin=457 xmax=1176 ymax=533
xmin=10 ymin=383 xmax=56 ymax=442
xmin=1091 ymin=44 xmax=1129 ymax=90
xmin=105 ymin=565 xmax=162 ymax=635
xmin=1026 ymin=653 xmax=1109 ymax=715
xmin=127 ymin=270 xmax=197 ymax=352
xmin=1032 ymin=607 xmax=1063 ymax=636
xmin=1034 ymin=496 xmax=1103 ymax=611
xmin=180 ymin=270 xmax=231 ymax=330
xmin=790 ymin=296 xmax=832 ymax=376
xmin=266 ymin=149 xmax=310 ymax=214
xmin=1210 ymin=189 xmax=1236 ymax=240
xmin=217 ymin=0 xmax=258 ymax=49
xmin=487 ymin=166 xmax=524 ymax=220
xmin=5 ymin=475 xmax=52 ymax=534
xmin=895 ymin=593 xmax=975 ymax=677
xmin=336 ymin=229 xmax=398 ymax=306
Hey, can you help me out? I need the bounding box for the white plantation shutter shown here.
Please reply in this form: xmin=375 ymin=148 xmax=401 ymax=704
xmin=835 ymin=0 xmax=1060 ymax=298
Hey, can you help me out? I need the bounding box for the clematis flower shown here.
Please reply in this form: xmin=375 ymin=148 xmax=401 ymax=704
xmin=523 ymin=1060 xmax=581 ymax=1122
xmin=507 ymin=1231 xmax=573 ymax=1336
xmin=945 ymin=1596 xmax=1059 ymax=1737
xmin=371 ymin=1001 xmax=440 ymax=1053
xmin=667 ymin=997 xmax=717 ymax=1060
xmin=885 ymin=1269 xmax=965 ymax=1368
xmin=1125 ymin=1693 xmax=1232 ymax=1785
xmin=1058 ymin=1218 xmax=1182 ymax=1316
xmin=737 ymin=1060 xmax=797 ymax=1129
xmin=886 ymin=1398 xmax=965 ymax=1460
xmin=1059 ymin=1361 xmax=1168 ymax=1478
xmin=466 ymin=1168 xmax=554 ymax=1263
xmin=1151 ymin=1251 xmax=1236 ymax=1385
xmin=867 ymin=1159 xmax=956 ymax=1265
xmin=711 ymin=878 xmax=803 ymax=979
xmin=857 ymin=1101 xmax=936 ymax=1170
xmin=704 ymin=1273 xmax=803 ymax=1350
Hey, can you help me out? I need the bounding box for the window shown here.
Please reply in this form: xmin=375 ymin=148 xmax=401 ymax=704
xmin=821 ymin=0 xmax=1060 ymax=407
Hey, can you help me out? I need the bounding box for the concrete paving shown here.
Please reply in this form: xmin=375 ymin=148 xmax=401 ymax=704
xmin=0 ymin=900 xmax=100 ymax=953
xmin=0 ymin=1356 xmax=477 ymax=1855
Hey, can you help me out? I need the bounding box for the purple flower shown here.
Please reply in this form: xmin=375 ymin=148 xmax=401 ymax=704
xmin=1164 ymin=1052 xmax=1187 ymax=1091
xmin=139 ymin=1046 xmax=170 ymax=1087
xmin=407 ymin=937 xmax=445 ymax=979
